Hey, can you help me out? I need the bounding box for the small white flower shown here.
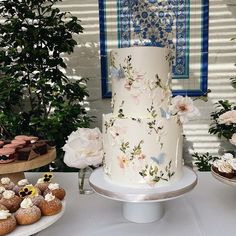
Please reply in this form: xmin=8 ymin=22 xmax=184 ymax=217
xmin=169 ymin=96 xmax=200 ymax=123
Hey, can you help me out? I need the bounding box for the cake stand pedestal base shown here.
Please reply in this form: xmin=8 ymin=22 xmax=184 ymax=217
xmin=123 ymin=202 xmax=164 ymax=223
xmin=90 ymin=166 xmax=197 ymax=223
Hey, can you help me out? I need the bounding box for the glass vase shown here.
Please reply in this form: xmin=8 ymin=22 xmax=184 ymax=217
xmin=78 ymin=166 xmax=94 ymax=194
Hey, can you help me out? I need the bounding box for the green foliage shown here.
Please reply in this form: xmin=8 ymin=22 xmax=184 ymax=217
xmin=0 ymin=0 xmax=92 ymax=170
xmin=208 ymin=100 xmax=236 ymax=139
xmin=192 ymin=152 xmax=219 ymax=172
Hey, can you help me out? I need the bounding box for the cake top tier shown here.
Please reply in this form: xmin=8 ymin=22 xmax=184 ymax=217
xmin=109 ymin=47 xmax=171 ymax=118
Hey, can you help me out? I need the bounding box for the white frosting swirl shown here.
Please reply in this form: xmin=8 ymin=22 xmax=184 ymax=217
xmin=1 ymin=177 xmax=11 ymax=185
xmin=218 ymin=162 xmax=233 ymax=173
xmin=228 ymin=158 xmax=236 ymax=170
xmin=223 ymin=153 xmax=234 ymax=160
xmin=48 ymin=183 xmax=59 ymax=190
xmin=0 ymin=210 xmax=11 ymax=220
xmin=37 ymin=178 xmax=44 ymax=184
xmin=213 ymin=160 xmax=224 ymax=168
xmin=0 ymin=186 xmax=5 ymax=194
xmin=45 ymin=193 xmax=55 ymax=202
xmin=2 ymin=190 xmax=15 ymax=199
xmin=18 ymin=179 xmax=29 ymax=186
xmin=20 ymin=198 xmax=33 ymax=209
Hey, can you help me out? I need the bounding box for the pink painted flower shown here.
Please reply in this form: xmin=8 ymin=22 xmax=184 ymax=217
xmin=230 ymin=133 xmax=236 ymax=146
xmin=108 ymin=125 xmax=126 ymax=146
xmin=218 ymin=110 xmax=236 ymax=125
xmin=169 ymin=96 xmax=200 ymax=123
xmin=117 ymin=155 xmax=129 ymax=169
xmin=124 ymin=80 xmax=132 ymax=90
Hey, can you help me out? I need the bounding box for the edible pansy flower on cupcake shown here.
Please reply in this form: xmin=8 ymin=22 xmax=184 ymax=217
xmin=13 ymin=179 xmax=30 ymax=195
xmin=35 ymin=173 xmax=54 ymax=193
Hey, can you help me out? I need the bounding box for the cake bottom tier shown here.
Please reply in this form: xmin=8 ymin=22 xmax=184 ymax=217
xmin=103 ymin=114 xmax=183 ymax=188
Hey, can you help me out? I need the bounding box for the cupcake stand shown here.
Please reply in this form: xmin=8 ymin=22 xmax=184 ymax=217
xmin=0 ymin=148 xmax=56 ymax=183
xmin=90 ymin=166 xmax=197 ymax=223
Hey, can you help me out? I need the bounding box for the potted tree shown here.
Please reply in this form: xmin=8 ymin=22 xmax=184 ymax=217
xmin=0 ymin=0 xmax=92 ymax=170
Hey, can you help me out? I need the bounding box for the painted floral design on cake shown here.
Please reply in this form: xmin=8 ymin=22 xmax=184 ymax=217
xmin=139 ymin=160 xmax=175 ymax=186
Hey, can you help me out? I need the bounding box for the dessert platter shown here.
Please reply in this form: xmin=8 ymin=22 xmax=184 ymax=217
xmin=211 ymin=153 xmax=236 ymax=187
xmin=0 ymin=135 xmax=56 ymax=182
xmin=90 ymin=46 xmax=199 ymax=223
xmin=0 ymin=173 xmax=66 ymax=235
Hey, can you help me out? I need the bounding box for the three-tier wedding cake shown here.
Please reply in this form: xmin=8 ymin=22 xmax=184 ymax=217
xmin=102 ymin=47 xmax=183 ymax=188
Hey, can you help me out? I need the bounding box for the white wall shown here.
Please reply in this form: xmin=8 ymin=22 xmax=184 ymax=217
xmin=59 ymin=0 xmax=236 ymax=158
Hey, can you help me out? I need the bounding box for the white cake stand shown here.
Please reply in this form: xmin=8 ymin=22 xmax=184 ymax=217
xmin=89 ymin=167 xmax=197 ymax=223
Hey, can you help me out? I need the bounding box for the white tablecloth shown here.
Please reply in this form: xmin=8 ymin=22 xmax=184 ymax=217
xmin=25 ymin=171 xmax=236 ymax=236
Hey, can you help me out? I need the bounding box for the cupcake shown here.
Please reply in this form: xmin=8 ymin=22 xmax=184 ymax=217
xmin=35 ymin=173 xmax=54 ymax=193
xmin=0 ymin=210 xmax=17 ymax=235
xmin=13 ymin=179 xmax=30 ymax=195
xmin=38 ymin=193 xmax=62 ymax=216
xmin=0 ymin=190 xmax=22 ymax=213
xmin=44 ymin=183 xmax=66 ymax=200
xmin=0 ymin=178 xmax=15 ymax=190
xmin=15 ymin=198 xmax=41 ymax=225
xmin=0 ymin=148 xmax=15 ymax=164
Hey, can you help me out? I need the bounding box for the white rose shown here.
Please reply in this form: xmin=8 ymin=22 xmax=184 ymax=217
xmin=63 ymin=127 xmax=103 ymax=169
xmin=218 ymin=110 xmax=236 ymax=125
xmin=230 ymin=133 xmax=236 ymax=146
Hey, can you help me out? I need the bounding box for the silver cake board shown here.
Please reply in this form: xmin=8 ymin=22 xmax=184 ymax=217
xmin=89 ymin=167 xmax=197 ymax=223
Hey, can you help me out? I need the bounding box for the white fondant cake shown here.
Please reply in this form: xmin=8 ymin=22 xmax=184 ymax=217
xmin=103 ymin=47 xmax=183 ymax=188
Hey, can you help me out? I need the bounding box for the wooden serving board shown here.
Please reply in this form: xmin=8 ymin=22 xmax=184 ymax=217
xmin=0 ymin=148 xmax=56 ymax=183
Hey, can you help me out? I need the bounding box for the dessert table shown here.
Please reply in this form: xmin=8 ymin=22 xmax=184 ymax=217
xmin=24 ymin=171 xmax=236 ymax=236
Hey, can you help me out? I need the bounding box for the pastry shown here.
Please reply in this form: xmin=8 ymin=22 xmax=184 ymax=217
xmin=0 ymin=210 xmax=17 ymax=235
xmin=17 ymin=147 xmax=33 ymax=161
xmin=35 ymin=173 xmax=54 ymax=193
xmin=0 ymin=190 xmax=22 ymax=213
xmin=212 ymin=159 xmax=234 ymax=179
xmin=3 ymin=143 xmax=21 ymax=151
xmin=44 ymin=183 xmax=66 ymax=200
xmin=0 ymin=178 xmax=15 ymax=190
xmin=13 ymin=179 xmax=30 ymax=195
xmin=38 ymin=193 xmax=62 ymax=216
xmin=15 ymin=198 xmax=41 ymax=225
xmin=0 ymin=148 xmax=15 ymax=164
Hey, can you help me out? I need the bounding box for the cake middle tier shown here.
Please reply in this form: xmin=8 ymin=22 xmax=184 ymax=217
xmin=103 ymin=113 xmax=183 ymax=188
xmin=110 ymin=47 xmax=171 ymax=118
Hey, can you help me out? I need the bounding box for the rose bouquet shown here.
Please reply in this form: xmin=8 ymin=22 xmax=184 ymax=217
xmin=63 ymin=127 xmax=103 ymax=193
